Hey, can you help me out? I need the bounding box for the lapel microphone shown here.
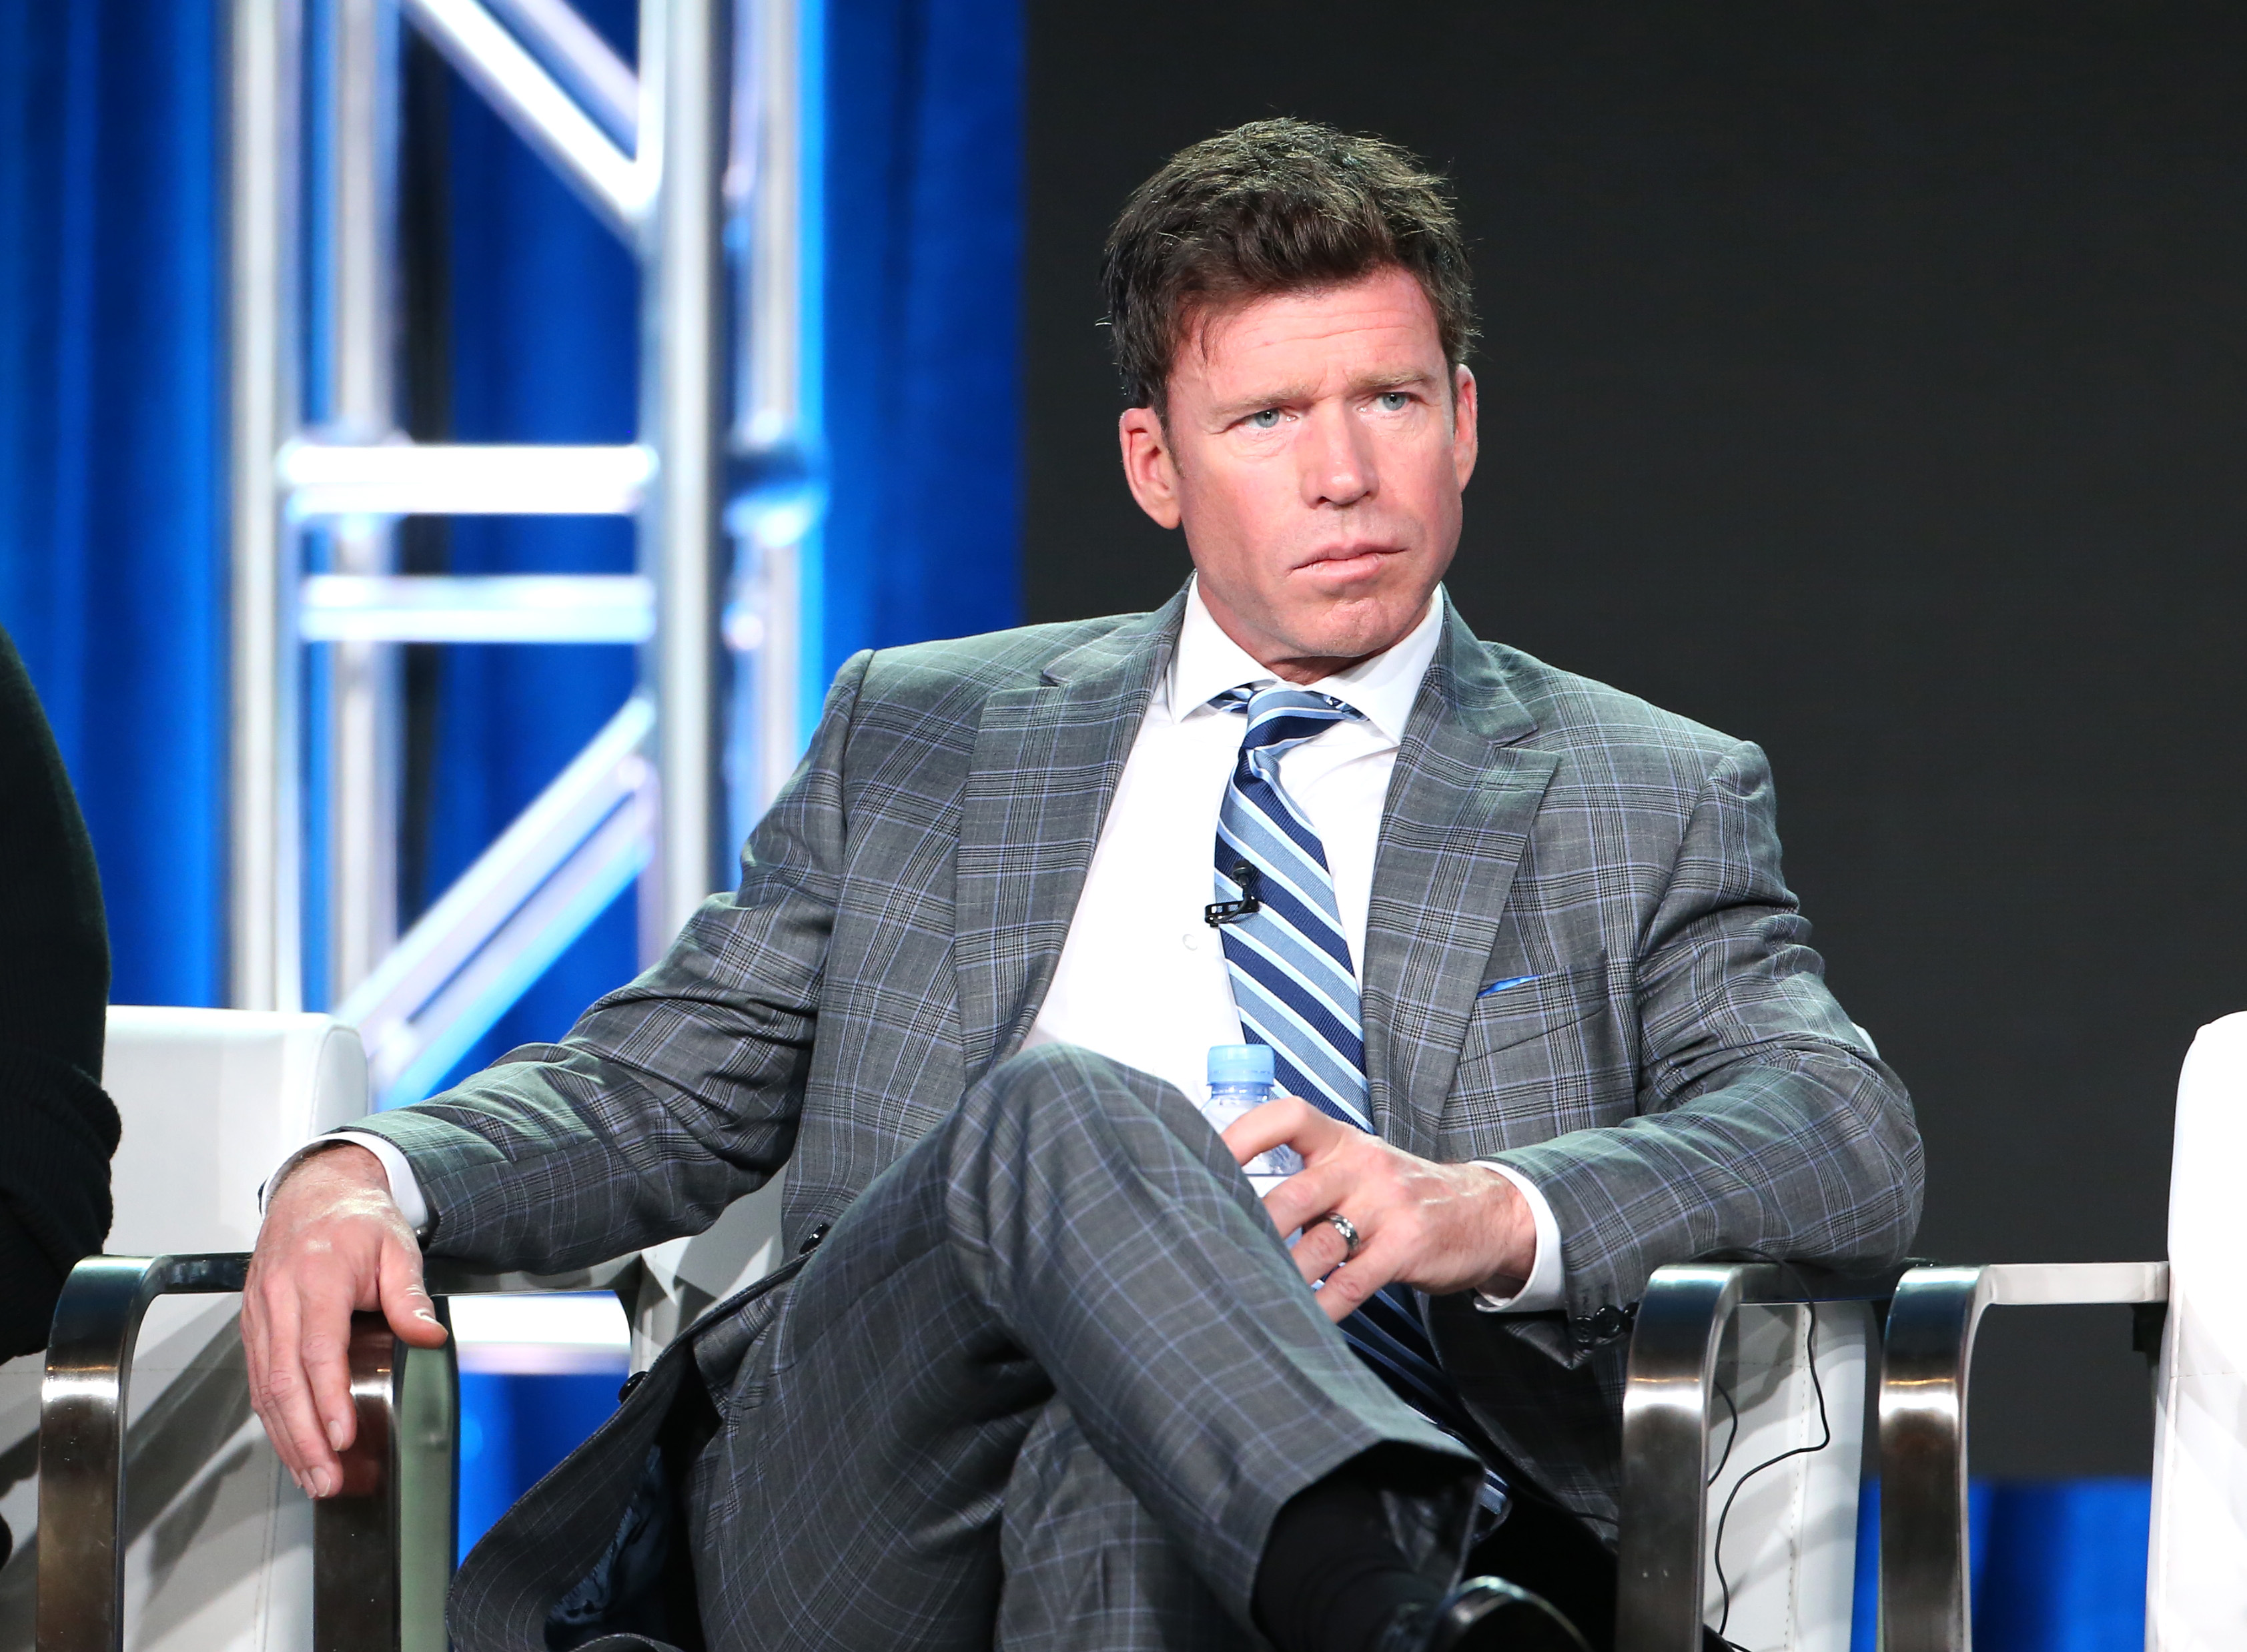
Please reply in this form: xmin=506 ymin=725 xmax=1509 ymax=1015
xmin=1204 ymin=861 xmax=1264 ymax=927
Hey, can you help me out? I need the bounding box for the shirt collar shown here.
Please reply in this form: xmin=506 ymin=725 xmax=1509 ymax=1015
xmin=1166 ymin=576 xmax=1445 ymax=745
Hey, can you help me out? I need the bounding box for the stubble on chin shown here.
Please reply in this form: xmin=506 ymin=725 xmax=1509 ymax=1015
xmin=1298 ymin=584 xmax=1428 ymax=655
xmin=1256 ymin=601 xmax=1419 ymax=677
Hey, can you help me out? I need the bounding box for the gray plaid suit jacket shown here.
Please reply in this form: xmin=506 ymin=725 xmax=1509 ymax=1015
xmin=359 ymin=586 xmax=1919 ymax=1549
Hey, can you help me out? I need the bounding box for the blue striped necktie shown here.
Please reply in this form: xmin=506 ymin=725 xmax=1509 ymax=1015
xmin=1210 ymin=685 xmax=1504 ymax=1498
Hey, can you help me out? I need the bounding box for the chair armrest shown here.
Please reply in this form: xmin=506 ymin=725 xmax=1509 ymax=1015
xmin=1615 ymin=1261 xmax=1901 ymax=1652
xmin=35 ymin=1250 xmax=647 ymax=1652
xmin=1878 ymin=1261 xmax=2168 ymax=1652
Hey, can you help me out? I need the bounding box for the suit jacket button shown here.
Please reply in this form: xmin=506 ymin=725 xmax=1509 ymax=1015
xmin=1591 ymin=1305 xmax=1627 ymax=1339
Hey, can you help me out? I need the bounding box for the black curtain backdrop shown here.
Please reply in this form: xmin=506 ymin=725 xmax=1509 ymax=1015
xmin=1022 ymin=1 xmax=2247 ymax=1477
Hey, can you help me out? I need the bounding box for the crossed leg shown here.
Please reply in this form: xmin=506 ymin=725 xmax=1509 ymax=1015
xmin=686 ymin=1043 xmax=1480 ymax=1651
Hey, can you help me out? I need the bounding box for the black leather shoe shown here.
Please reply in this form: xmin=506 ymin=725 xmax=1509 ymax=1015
xmin=1378 ymin=1576 xmax=1590 ymax=1652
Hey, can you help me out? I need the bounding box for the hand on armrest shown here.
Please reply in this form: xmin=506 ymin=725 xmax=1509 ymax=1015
xmin=242 ymin=1142 xmax=449 ymax=1499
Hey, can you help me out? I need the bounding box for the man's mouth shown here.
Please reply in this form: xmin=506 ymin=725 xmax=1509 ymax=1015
xmin=1296 ymin=544 xmax=1401 ymax=578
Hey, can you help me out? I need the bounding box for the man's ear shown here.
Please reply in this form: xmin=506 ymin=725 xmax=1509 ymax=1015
xmin=1118 ymin=406 xmax=1183 ymax=530
xmin=1450 ymin=364 xmax=1480 ymax=492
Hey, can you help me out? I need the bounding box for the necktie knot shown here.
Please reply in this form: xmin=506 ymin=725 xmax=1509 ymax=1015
xmin=1211 ymin=683 xmax=1363 ymax=759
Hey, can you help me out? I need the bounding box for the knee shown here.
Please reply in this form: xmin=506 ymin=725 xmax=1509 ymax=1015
xmin=979 ymin=1042 xmax=1146 ymax=1126
xmin=972 ymin=1044 xmax=1219 ymax=1166
xmin=954 ymin=1048 xmax=1259 ymax=1225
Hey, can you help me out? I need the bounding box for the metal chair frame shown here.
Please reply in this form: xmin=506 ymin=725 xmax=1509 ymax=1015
xmin=1874 ymin=1260 xmax=2169 ymax=1652
xmin=1617 ymin=1263 xmax=1901 ymax=1652
xmin=34 ymin=1253 xmax=636 ymax=1652
xmin=37 ymin=1255 xmax=1897 ymax=1652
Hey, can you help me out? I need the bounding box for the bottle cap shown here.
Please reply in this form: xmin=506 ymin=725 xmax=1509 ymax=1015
xmin=1207 ymin=1043 xmax=1275 ymax=1088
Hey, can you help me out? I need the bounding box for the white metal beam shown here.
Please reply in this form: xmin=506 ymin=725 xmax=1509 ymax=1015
xmin=234 ymin=0 xmax=774 ymax=1086
xmin=280 ymin=440 xmax=654 ymax=517
xmin=400 ymin=0 xmax=646 ymax=239
xmin=339 ymin=695 xmax=655 ymax=1106
xmin=737 ymin=0 xmax=816 ymax=814
xmin=324 ymin=0 xmax=405 ymax=1000
xmin=368 ymin=783 xmax=652 ymax=1106
xmin=229 ymin=0 xmax=304 ymax=1012
xmin=484 ymin=0 xmax=637 ymax=148
xmin=301 ymin=574 xmax=655 ymax=643
xmin=643 ymin=0 xmax=733 ymax=946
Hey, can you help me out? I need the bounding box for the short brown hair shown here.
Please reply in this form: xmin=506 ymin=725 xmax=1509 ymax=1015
xmin=1101 ymin=119 xmax=1477 ymax=413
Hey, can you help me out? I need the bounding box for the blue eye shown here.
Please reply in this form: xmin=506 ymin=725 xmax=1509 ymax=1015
xmin=1377 ymin=392 xmax=1410 ymax=412
xmin=1247 ymin=408 xmax=1283 ymax=430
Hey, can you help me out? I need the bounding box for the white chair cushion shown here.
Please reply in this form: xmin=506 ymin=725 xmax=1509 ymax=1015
xmin=2148 ymin=1011 xmax=2247 ymax=1650
xmin=1700 ymin=1300 xmax=1873 ymax=1652
xmin=103 ymin=1008 xmax=368 ymax=1256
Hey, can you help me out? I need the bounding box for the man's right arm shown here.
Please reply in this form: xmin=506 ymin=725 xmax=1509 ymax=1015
xmin=348 ymin=651 xmax=873 ymax=1273
xmin=245 ymin=651 xmax=875 ymax=1495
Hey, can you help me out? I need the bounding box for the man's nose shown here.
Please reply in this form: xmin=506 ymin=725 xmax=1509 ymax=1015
xmin=1300 ymin=404 xmax=1376 ymax=507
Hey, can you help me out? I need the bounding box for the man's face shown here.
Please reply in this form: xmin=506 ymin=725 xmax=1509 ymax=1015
xmin=1118 ymin=266 xmax=1478 ymax=681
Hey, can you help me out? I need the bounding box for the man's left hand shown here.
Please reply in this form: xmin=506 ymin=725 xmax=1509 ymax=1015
xmin=1222 ymin=1096 xmax=1536 ymax=1322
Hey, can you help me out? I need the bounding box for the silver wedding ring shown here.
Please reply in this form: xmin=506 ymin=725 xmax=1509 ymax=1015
xmin=1321 ymin=1211 xmax=1361 ymax=1260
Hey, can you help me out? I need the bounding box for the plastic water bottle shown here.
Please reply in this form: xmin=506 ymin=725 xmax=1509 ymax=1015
xmin=1205 ymin=1044 xmax=1305 ymax=1196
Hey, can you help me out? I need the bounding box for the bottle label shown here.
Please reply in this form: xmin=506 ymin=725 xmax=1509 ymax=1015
xmin=1204 ymin=1082 xmax=1304 ymax=1190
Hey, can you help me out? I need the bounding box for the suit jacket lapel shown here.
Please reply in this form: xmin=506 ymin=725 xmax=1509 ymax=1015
xmin=1361 ymin=602 xmax=1558 ymax=1156
xmin=954 ymin=592 xmax=1186 ymax=1086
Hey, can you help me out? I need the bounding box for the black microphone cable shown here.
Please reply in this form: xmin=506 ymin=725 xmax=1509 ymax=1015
xmin=1705 ymin=1258 xmax=1837 ymax=1652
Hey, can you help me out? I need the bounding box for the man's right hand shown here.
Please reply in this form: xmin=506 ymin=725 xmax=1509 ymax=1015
xmin=243 ymin=1143 xmax=450 ymax=1498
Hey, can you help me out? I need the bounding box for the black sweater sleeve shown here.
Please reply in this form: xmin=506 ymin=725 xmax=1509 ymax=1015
xmin=0 ymin=627 xmax=119 ymax=1357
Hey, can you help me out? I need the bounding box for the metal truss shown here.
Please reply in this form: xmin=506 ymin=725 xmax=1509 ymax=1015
xmin=229 ymin=0 xmax=816 ymax=1106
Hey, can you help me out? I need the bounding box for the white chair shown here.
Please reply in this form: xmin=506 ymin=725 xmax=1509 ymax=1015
xmin=2146 ymin=1011 xmax=2247 ymax=1648
xmin=3 ymin=1008 xmax=368 ymax=1652
xmin=1878 ymin=1011 xmax=2247 ymax=1651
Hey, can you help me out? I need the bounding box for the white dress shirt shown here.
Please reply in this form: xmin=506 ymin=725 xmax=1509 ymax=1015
xmin=283 ymin=581 xmax=1561 ymax=1311
xmin=1019 ymin=581 xmax=1560 ymax=1312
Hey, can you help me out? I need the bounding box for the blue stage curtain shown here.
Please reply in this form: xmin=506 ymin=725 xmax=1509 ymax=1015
xmin=0 ymin=0 xmax=223 ymax=1009
xmin=821 ymin=0 xmax=1024 ymax=677
xmin=456 ymin=1369 xmax=625 ymax=1563
xmin=1849 ymin=1479 xmax=2153 ymax=1652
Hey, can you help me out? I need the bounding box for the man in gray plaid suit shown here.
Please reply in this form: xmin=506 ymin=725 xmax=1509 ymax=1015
xmin=246 ymin=121 xmax=1920 ymax=1652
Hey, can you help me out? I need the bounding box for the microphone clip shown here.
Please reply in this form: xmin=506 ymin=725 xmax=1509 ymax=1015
xmin=1204 ymin=862 xmax=1263 ymax=927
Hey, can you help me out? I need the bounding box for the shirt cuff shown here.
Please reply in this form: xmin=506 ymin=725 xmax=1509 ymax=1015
xmin=259 ymin=1130 xmax=432 ymax=1238
xmin=1469 ymin=1160 xmax=1564 ymax=1313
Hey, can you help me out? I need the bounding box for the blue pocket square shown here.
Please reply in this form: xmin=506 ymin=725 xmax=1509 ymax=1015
xmin=1476 ymin=973 xmax=1538 ymax=998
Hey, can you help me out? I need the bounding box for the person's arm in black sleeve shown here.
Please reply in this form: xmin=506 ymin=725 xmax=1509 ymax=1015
xmin=0 ymin=626 xmax=120 ymax=1357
